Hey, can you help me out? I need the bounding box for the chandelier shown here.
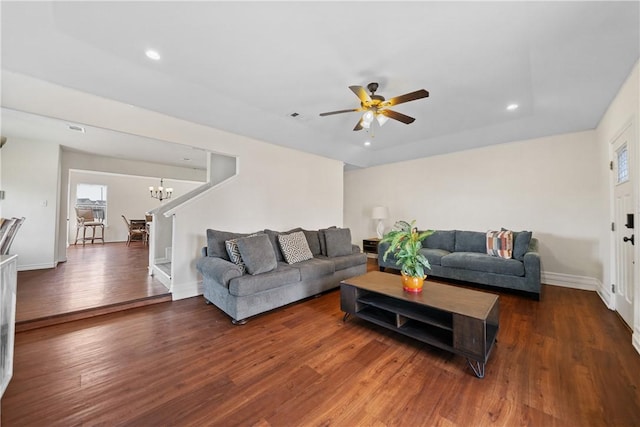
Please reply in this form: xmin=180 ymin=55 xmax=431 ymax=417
xmin=149 ymin=178 xmax=173 ymax=201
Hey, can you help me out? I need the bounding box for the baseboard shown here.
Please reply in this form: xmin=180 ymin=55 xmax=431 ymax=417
xmin=633 ymin=331 xmax=640 ymax=356
xmin=596 ymin=285 xmax=614 ymax=310
xmin=150 ymin=265 xmax=171 ymax=288
xmin=17 ymin=262 xmax=56 ymax=271
xmin=170 ymin=280 xmax=202 ymax=300
xmin=541 ymin=271 xmax=600 ymax=291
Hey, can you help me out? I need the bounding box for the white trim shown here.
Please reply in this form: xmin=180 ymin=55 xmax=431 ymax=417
xmin=633 ymin=330 xmax=640 ymax=355
xmin=150 ymin=264 xmax=171 ymax=288
xmin=171 ymin=280 xmax=202 ymax=300
xmin=597 ymin=285 xmax=614 ymax=310
xmin=16 ymin=262 xmax=56 ymax=271
xmin=161 ymin=173 xmax=239 ymax=217
xmin=542 ymin=271 xmax=600 ymax=291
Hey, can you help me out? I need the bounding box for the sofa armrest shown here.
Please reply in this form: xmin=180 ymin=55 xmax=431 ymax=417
xmin=351 ymin=244 xmax=361 ymax=254
xmin=523 ymin=250 xmax=540 ymax=274
xmin=196 ymin=256 xmax=243 ymax=288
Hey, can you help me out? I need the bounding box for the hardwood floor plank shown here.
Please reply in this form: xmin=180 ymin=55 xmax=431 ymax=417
xmin=16 ymin=243 xmax=170 ymax=329
xmin=2 ymin=261 xmax=639 ymax=426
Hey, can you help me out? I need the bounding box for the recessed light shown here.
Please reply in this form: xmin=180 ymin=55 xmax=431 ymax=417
xmin=145 ymin=49 xmax=161 ymax=60
xmin=364 ymin=141 xmax=371 ymax=147
xmin=506 ymin=103 xmax=519 ymax=111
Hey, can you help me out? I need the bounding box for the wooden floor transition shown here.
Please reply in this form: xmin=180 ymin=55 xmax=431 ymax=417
xmin=3 ymin=259 xmax=639 ymax=426
xmin=15 ymin=242 xmax=171 ymax=331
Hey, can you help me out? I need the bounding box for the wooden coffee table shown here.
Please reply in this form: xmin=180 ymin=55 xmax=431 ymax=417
xmin=340 ymin=271 xmax=499 ymax=378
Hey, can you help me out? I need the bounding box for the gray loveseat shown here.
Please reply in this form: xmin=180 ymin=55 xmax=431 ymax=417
xmin=197 ymin=227 xmax=367 ymax=324
xmin=378 ymin=229 xmax=541 ymax=299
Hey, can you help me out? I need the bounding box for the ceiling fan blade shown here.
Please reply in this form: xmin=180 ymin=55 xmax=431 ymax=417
xmin=319 ymin=108 xmax=360 ymax=117
xmin=381 ymin=109 xmax=416 ymax=124
xmin=349 ymin=85 xmax=372 ymax=104
xmin=353 ymin=119 xmax=364 ymax=131
xmin=384 ymin=89 xmax=429 ymax=107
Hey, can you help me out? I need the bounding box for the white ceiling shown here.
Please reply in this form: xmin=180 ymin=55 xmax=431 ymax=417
xmin=1 ymin=1 xmax=639 ymax=169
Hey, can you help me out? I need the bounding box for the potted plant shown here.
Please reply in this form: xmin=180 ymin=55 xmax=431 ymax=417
xmin=380 ymin=220 xmax=434 ymax=293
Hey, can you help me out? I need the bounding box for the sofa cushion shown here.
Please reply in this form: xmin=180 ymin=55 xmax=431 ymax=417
xmin=513 ymin=230 xmax=533 ymax=261
xmin=486 ymin=230 xmax=513 ymax=259
xmin=419 ymin=248 xmax=450 ymax=266
xmin=423 ymin=230 xmax=455 ymax=252
xmin=264 ymin=228 xmax=302 ymax=262
xmin=207 ymin=229 xmax=251 ymax=261
xmin=441 ymin=252 xmax=524 ymax=276
xmin=324 ymin=228 xmax=352 ymax=257
xmin=454 ymin=230 xmax=486 ymax=253
xmin=278 ymin=231 xmax=314 ymax=264
xmin=302 ymin=229 xmax=322 ymax=256
xmin=228 ymin=264 xmax=301 ymax=297
xmin=236 ymin=234 xmax=278 ymax=275
xmin=316 ymin=252 xmax=367 ymax=271
xmin=294 ymin=258 xmax=335 ymax=280
xmin=318 ymin=226 xmax=337 ymax=256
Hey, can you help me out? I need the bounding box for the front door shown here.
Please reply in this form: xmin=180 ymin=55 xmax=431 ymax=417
xmin=612 ymin=124 xmax=635 ymax=328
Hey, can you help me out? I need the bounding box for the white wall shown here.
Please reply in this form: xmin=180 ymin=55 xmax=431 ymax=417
xmin=165 ymin=136 xmax=344 ymax=299
xmin=68 ymin=170 xmax=202 ymax=243
xmin=595 ymin=60 xmax=640 ymax=353
xmin=345 ymin=129 xmax=605 ymax=286
xmin=0 ymin=137 xmax=61 ymax=269
xmin=2 ymin=73 xmax=344 ymax=285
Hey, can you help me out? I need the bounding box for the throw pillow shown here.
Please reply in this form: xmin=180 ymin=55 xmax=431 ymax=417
xmin=324 ymin=228 xmax=353 ymax=257
xmin=302 ymin=229 xmax=322 ymax=256
xmin=207 ymin=229 xmax=251 ymax=260
xmin=504 ymin=228 xmax=532 ymax=261
xmin=278 ymin=231 xmax=314 ymax=264
xmin=486 ymin=230 xmax=513 ymax=259
xmin=236 ymin=234 xmax=278 ymax=275
xmin=318 ymin=226 xmax=337 ymax=256
xmin=225 ymin=238 xmax=247 ymax=274
xmin=264 ymin=228 xmax=302 ymax=262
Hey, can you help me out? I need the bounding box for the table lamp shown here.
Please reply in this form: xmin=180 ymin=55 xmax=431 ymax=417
xmin=372 ymin=206 xmax=389 ymax=239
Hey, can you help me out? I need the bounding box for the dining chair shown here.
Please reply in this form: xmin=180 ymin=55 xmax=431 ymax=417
xmin=74 ymin=208 xmax=105 ymax=246
xmin=121 ymin=215 xmax=147 ymax=246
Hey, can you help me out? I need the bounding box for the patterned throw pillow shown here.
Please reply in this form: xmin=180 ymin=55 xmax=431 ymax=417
xmin=278 ymin=231 xmax=314 ymax=264
xmin=486 ymin=230 xmax=513 ymax=259
xmin=225 ymin=233 xmax=261 ymax=273
xmin=225 ymin=238 xmax=247 ymax=273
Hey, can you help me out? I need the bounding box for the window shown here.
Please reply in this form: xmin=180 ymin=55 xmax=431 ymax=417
xmin=617 ymin=145 xmax=629 ymax=184
xmin=76 ymin=184 xmax=107 ymax=223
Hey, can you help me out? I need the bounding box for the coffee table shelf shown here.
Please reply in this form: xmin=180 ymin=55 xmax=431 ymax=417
xmin=341 ymin=271 xmax=499 ymax=378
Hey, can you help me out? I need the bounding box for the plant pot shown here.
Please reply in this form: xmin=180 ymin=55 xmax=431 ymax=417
xmin=401 ymin=272 xmax=425 ymax=293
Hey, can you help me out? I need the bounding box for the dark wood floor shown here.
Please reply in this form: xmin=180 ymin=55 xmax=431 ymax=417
xmin=2 ymin=259 xmax=639 ymax=426
xmin=15 ymin=243 xmax=171 ymax=331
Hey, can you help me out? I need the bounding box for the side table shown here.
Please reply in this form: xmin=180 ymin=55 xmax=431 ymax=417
xmin=362 ymin=238 xmax=380 ymax=254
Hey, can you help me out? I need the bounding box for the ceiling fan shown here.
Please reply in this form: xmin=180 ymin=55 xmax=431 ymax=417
xmin=319 ymin=82 xmax=429 ymax=131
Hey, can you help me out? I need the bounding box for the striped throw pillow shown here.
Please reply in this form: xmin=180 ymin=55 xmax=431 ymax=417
xmin=486 ymin=230 xmax=513 ymax=259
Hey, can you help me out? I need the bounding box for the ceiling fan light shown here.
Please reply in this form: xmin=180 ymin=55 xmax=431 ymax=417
xmin=376 ymin=114 xmax=389 ymax=126
xmin=361 ymin=120 xmax=371 ymax=129
xmin=363 ymin=110 xmax=374 ymax=123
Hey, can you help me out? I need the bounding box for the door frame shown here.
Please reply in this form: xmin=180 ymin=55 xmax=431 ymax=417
xmin=607 ymin=118 xmax=640 ymax=354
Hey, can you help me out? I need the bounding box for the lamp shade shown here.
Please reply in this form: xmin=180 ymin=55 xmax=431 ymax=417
xmin=372 ymin=206 xmax=388 ymax=220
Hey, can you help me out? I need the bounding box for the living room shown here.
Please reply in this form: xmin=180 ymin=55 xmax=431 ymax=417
xmin=1 ymin=1 xmax=639 ymax=425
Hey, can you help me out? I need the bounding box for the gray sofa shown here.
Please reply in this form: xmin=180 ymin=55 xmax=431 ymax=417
xmin=196 ymin=227 xmax=367 ymax=324
xmin=378 ymin=229 xmax=541 ymax=299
